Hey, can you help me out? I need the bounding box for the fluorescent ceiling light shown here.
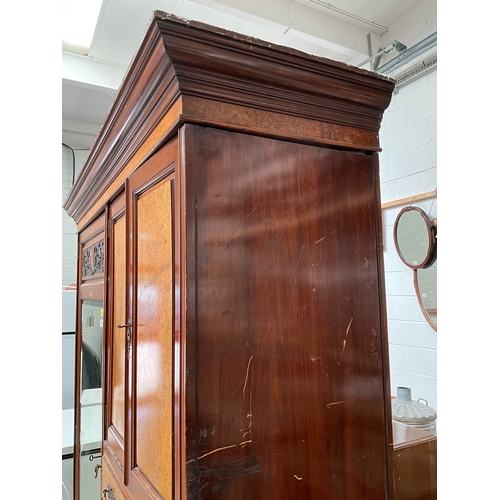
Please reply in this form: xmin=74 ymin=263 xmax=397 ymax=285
xmin=62 ymin=0 xmax=104 ymax=55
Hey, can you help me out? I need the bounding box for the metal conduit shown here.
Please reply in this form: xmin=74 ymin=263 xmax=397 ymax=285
xmin=377 ymin=32 xmax=437 ymax=75
xmin=309 ymin=0 xmax=389 ymax=32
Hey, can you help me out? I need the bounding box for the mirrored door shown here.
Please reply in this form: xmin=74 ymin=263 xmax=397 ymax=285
xmin=79 ymin=300 xmax=103 ymax=500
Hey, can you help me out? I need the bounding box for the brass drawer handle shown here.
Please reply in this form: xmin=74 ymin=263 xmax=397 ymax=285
xmin=103 ymin=486 xmax=116 ymax=500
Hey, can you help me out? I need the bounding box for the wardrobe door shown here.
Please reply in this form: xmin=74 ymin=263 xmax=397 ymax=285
xmin=105 ymin=192 xmax=127 ymax=482
xmin=126 ymin=139 xmax=178 ymax=500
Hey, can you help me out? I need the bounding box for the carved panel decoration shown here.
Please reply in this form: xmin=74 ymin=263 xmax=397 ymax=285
xmin=82 ymin=240 xmax=105 ymax=278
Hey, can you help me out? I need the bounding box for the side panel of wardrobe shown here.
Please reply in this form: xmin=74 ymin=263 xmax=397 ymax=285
xmin=186 ymin=126 xmax=390 ymax=500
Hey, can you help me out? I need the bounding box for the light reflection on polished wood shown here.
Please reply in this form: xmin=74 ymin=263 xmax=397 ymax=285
xmin=190 ymin=128 xmax=389 ymax=499
xmin=76 ymin=97 xmax=183 ymax=232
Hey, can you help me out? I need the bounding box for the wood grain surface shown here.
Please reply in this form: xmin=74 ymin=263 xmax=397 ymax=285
xmin=134 ymin=177 xmax=174 ymax=498
xmin=185 ymin=127 xmax=390 ymax=499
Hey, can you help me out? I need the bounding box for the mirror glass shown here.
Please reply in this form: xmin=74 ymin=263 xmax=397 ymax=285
xmin=79 ymin=300 xmax=103 ymax=500
xmin=415 ymin=261 xmax=437 ymax=330
xmin=394 ymin=207 xmax=435 ymax=269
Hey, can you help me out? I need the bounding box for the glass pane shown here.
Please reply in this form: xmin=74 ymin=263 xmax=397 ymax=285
xmin=79 ymin=300 xmax=103 ymax=500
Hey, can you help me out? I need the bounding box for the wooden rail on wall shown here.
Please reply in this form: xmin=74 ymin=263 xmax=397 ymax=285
xmin=381 ymin=189 xmax=437 ymax=210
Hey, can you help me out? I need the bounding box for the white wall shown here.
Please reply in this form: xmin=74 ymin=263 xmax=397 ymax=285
xmin=379 ymin=67 xmax=437 ymax=411
xmin=62 ymin=145 xmax=87 ymax=287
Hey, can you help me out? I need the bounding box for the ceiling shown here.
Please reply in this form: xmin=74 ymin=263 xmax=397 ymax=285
xmin=62 ymin=0 xmax=436 ymax=150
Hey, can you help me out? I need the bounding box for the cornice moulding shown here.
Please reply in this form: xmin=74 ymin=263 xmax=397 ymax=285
xmin=64 ymin=11 xmax=395 ymax=225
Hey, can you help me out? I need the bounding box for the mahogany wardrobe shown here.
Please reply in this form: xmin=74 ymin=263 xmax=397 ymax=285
xmin=64 ymin=11 xmax=396 ymax=500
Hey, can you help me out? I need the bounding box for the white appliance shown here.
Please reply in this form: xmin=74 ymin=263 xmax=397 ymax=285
xmin=62 ymin=290 xmax=76 ymax=410
xmin=62 ymin=289 xmax=76 ymax=500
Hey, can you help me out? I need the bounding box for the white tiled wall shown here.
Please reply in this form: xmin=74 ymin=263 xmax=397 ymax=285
xmin=62 ymin=146 xmax=87 ymax=287
xmin=379 ymin=67 xmax=437 ymax=411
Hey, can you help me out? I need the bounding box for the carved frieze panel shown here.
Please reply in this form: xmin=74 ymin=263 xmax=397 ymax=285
xmin=82 ymin=240 xmax=104 ymax=278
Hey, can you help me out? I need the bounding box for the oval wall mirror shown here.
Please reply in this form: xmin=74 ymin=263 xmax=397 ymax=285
xmin=414 ymin=261 xmax=437 ymax=331
xmin=393 ymin=206 xmax=436 ymax=270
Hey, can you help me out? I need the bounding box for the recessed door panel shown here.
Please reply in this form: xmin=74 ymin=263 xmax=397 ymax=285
xmin=106 ymin=194 xmax=127 ymax=474
xmin=135 ymin=177 xmax=174 ymax=498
